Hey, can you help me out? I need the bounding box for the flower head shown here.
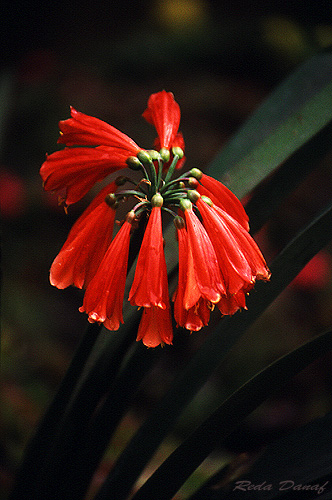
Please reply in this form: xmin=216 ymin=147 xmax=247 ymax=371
xmin=43 ymin=91 xmax=270 ymax=347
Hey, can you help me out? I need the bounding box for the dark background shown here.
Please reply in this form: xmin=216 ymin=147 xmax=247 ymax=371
xmin=2 ymin=1 xmax=332 ymax=498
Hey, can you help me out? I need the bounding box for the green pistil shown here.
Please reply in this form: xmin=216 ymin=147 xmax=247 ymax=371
xmin=132 ymin=201 xmax=150 ymax=216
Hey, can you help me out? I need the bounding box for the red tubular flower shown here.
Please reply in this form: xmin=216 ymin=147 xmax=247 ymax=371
xmin=40 ymin=107 xmax=141 ymax=206
xmin=129 ymin=197 xmax=169 ymax=309
xmin=50 ymin=182 xmax=118 ymax=289
xmin=58 ymin=107 xmax=141 ymax=150
xmin=196 ymin=196 xmax=270 ymax=314
xmin=136 ymin=305 xmax=173 ymax=348
xmin=195 ymin=172 xmax=249 ymax=231
xmin=180 ymin=200 xmax=225 ymax=306
xmin=173 ymin=220 xmax=211 ymax=331
xmin=79 ymin=213 xmax=134 ymax=331
xmin=142 ymin=90 xmax=181 ymax=150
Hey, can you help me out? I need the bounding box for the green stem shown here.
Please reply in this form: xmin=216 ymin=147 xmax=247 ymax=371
xmin=163 ymin=154 xmax=179 ymax=184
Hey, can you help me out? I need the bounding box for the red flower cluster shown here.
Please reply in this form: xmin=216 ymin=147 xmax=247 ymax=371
xmin=41 ymin=91 xmax=270 ymax=347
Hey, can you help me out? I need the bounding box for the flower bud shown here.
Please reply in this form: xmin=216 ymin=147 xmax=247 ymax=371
xmin=137 ymin=150 xmax=153 ymax=166
xmin=187 ymin=190 xmax=200 ymax=204
xmin=172 ymin=146 xmax=184 ymax=159
xmin=173 ymin=215 xmax=185 ymax=230
xmin=187 ymin=177 xmax=199 ymax=188
xmin=159 ymin=148 xmax=170 ymax=163
xmin=201 ymin=195 xmax=213 ymax=206
xmin=179 ymin=198 xmax=192 ymax=211
xmin=146 ymin=149 xmax=161 ymax=161
xmin=105 ymin=193 xmax=118 ymax=208
xmin=126 ymin=156 xmax=143 ymax=170
xmin=189 ymin=168 xmax=202 ymax=180
xmin=151 ymin=193 xmax=164 ymax=207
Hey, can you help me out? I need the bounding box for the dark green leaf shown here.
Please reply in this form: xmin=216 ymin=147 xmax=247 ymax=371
xmin=131 ymin=329 xmax=332 ymax=500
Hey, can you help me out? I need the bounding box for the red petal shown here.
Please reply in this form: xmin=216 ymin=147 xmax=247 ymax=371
xmin=136 ymin=306 xmax=173 ymax=347
xmin=58 ymin=107 xmax=141 ymax=152
xmin=197 ymin=174 xmax=249 ymax=231
xmin=142 ymin=90 xmax=181 ymax=150
xmin=79 ymin=220 xmax=132 ymax=330
xmin=129 ymin=207 xmax=169 ymax=309
xmin=197 ymin=198 xmax=270 ymax=297
xmin=40 ymin=146 xmax=130 ymax=205
xmin=50 ymin=183 xmax=117 ymax=290
xmin=183 ymin=207 xmax=225 ymax=303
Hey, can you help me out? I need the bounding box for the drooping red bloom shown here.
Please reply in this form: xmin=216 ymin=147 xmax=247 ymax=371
xmin=50 ymin=182 xmax=118 ymax=289
xmin=195 ymin=173 xmax=249 ymax=231
xmin=173 ymin=220 xmax=211 ymax=331
xmin=129 ymin=202 xmax=169 ymax=309
xmin=180 ymin=200 xmax=225 ymax=306
xmin=136 ymin=305 xmax=173 ymax=347
xmin=57 ymin=107 xmax=142 ymax=149
xmin=40 ymin=107 xmax=141 ymax=205
xmin=79 ymin=214 xmax=134 ymax=331
xmin=42 ymin=91 xmax=270 ymax=347
xmin=142 ymin=90 xmax=181 ymax=150
xmin=196 ymin=196 xmax=270 ymax=314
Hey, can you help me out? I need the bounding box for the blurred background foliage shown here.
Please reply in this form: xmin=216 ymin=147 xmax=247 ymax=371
xmin=1 ymin=0 xmax=332 ymax=498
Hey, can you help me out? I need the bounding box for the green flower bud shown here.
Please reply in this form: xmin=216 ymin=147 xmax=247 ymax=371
xmin=126 ymin=156 xmax=143 ymax=170
xmin=187 ymin=189 xmax=200 ymax=203
xmin=179 ymin=198 xmax=192 ymax=211
xmin=189 ymin=168 xmax=202 ymax=180
xmin=173 ymin=215 xmax=185 ymax=230
xmin=151 ymin=193 xmax=164 ymax=207
xmin=137 ymin=150 xmax=153 ymax=166
xmin=172 ymin=146 xmax=184 ymax=159
xmin=159 ymin=148 xmax=170 ymax=163
xmin=201 ymin=195 xmax=213 ymax=206
xmin=146 ymin=149 xmax=161 ymax=161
